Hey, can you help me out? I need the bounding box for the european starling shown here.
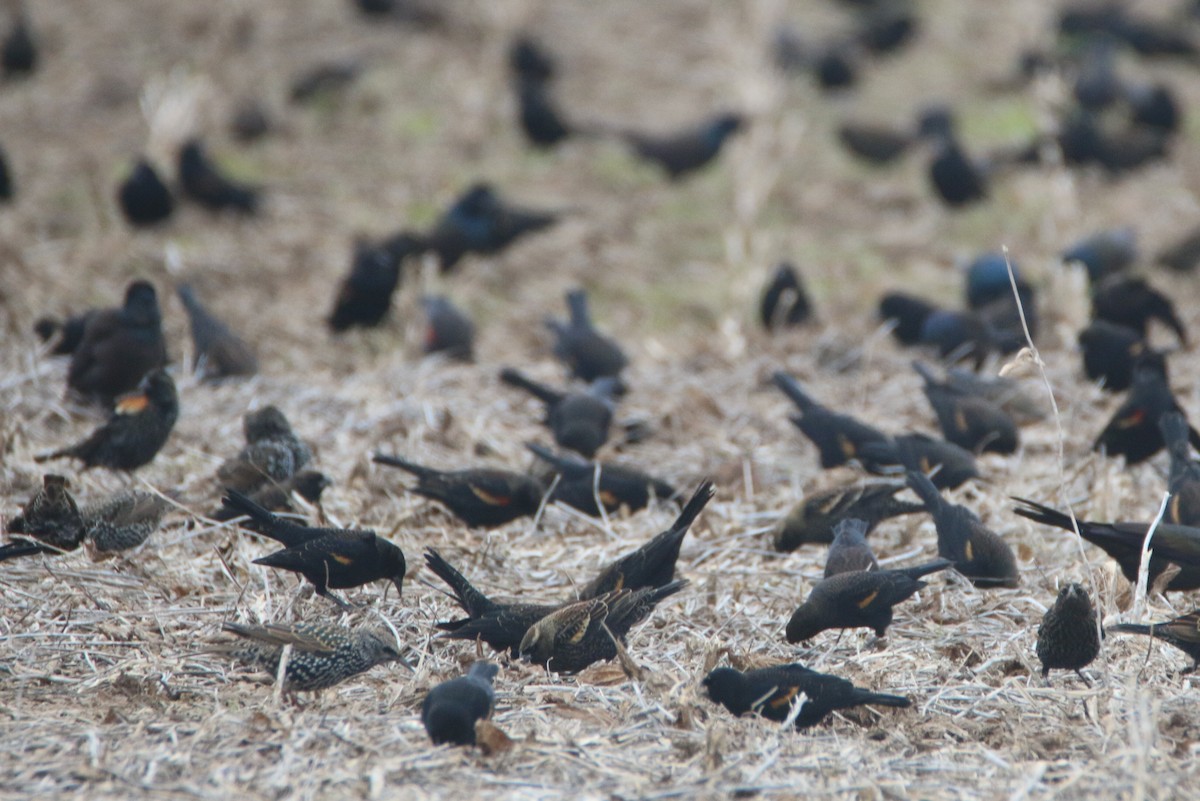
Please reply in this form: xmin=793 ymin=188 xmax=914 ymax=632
xmin=580 ymin=480 xmax=714 ymax=598
xmin=0 ymin=475 xmax=85 ymax=561
xmin=525 ymin=442 xmax=676 ymax=516
xmin=116 ymin=160 xmax=174 ymax=227
xmin=1161 ymin=411 xmax=1200 ymax=526
xmin=422 ymin=183 xmax=557 ymax=271
xmin=858 ymin=433 xmax=979 ymax=490
xmin=214 ymin=621 xmax=402 ymax=692
xmin=1 ymin=12 xmax=35 ymax=77
xmin=1094 ymin=353 xmax=1200 ymax=464
xmin=1012 ymin=498 xmax=1200 ymax=591
xmin=879 ymin=292 xmax=939 ymax=345
xmin=545 ymin=288 xmax=629 ymax=384
xmin=37 ymin=369 xmax=178 ymax=471
xmin=760 ymin=263 xmax=812 ymax=330
xmin=66 ymin=280 xmax=168 ymax=406
xmin=518 ymin=581 xmax=687 ymax=673
xmin=772 ymin=480 xmax=924 ymax=552
xmin=1036 ymin=583 xmax=1101 ymax=682
xmin=703 ymin=663 xmax=911 ymax=729
xmin=1091 ymin=275 xmax=1187 ymax=345
xmin=217 ymin=406 xmax=312 ymax=493
xmin=772 ymin=371 xmax=888 ymax=468
xmin=372 ymin=453 xmax=544 ymax=529
xmin=81 ymin=490 xmax=171 ymax=556
xmin=906 ymin=471 xmax=1018 ymax=588
xmin=620 ymin=112 xmax=744 ymax=180
xmin=177 ymin=284 xmax=257 ymax=380
xmin=1109 ymin=608 xmax=1200 ymax=672
xmin=1156 ymin=226 xmax=1200 ymax=273
xmin=211 ymin=470 xmax=331 ymax=522
xmin=422 ymin=661 xmax=498 ymax=746
xmin=913 ymin=361 xmax=1019 ymax=454
xmin=424 ymin=548 xmax=560 ymax=654
xmin=1078 ymin=320 xmax=1146 ymax=392
xmin=824 ymin=518 xmax=878 ymax=577
xmin=1062 ymin=228 xmax=1137 ymax=284
xmin=327 ymin=236 xmax=420 ymax=332
xmin=223 ymin=490 xmax=406 ymax=609
xmin=785 ymin=560 xmax=951 ymax=642
xmin=421 ymin=295 xmax=474 ymax=361
xmin=499 ymin=367 xmax=614 ymax=458
xmin=178 ymin=138 xmax=259 ymax=214
xmin=516 ymin=77 xmax=571 ymax=148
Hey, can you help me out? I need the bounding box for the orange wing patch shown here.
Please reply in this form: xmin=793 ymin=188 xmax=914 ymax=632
xmin=964 ymin=540 xmax=974 ymax=562
xmin=1116 ymin=410 xmax=1146 ymax=429
xmin=838 ymin=435 xmax=856 ymax=459
xmin=331 ymin=553 xmax=354 ymax=566
xmin=115 ymin=394 xmax=150 ymax=415
xmin=470 ymin=486 xmax=511 ymax=506
xmin=599 ymin=490 xmax=618 ymax=510
xmin=767 ymin=685 xmax=800 ymax=710
xmin=857 ymin=589 xmax=879 ymax=609
xmin=954 ymin=409 xmax=968 ymax=433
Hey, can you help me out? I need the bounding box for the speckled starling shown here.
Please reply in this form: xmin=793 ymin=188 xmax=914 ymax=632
xmin=1036 ymin=583 xmax=1101 ymax=682
xmin=67 ymin=280 xmax=168 ymax=407
xmin=703 ymin=663 xmax=911 ymax=729
xmin=1 ymin=475 xmax=84 ymax=561
xmin=373 ymin=453 xmax=544 ymax=529
xmin=906 ymin=471 xmax=1018 ymax=588
xmin=824 ymin=518 xmax=878 ymax=577
xmin=621 ymin=113 xmax=743 ymax=180
xmin=772 ymin=481 xmax=924 ymax=552
xmin=913 ymin=361 xmax=1018 ymax=454
xmin=500 ymin=367 xmax=614 ymax=458
xmin=217 ymin=406 xmax=311 ymax=494
xmin=760 ymin=263 xmax=812 ymax=330
xmin=117 ymin=159 xmax=174 ymax=227
xmin=526 ymin=442 xmax=676 ymax=516
xmin=422 ymin=661 xmax=498 ymax=746
xmin=772 ymin=371 xmax=888 ymax=468
xmin=177 ymin=284 xmax=257 ymax=381
xmin=421 ymin=295 xmax=475 ymax=360
xmin=1094 ymin=353 xmax=1200 ymax=464
xmin=1109 ymin=608 xmax=1200 ymax=672
xmin=1161 ymin=411 xmax=1200 ymax=526
xmin=178 ymin=138 xmax=259 ymax=214
xmin=859 ymin=433 xmax=979 ymax=490
xmin=545 ymin=289 xmax=629 ymax=384
xmin=82 ymin=490 xmax=171 ymax=556
xmin=212 ymin=470 xmax=331 ymax=523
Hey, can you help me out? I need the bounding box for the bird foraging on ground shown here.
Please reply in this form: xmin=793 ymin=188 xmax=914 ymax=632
xmin=211 ymin=470 xmax=330 ymax=523
xmin=823 ymin=518 xmax=878 ymax=577
xmin=499 ymin=368 xmax=615 ymax=458
xmin=81 ymin=490 xmax=171 ymax=557
xmin=525 ymin=442 xmax=676 ymax=516
xmin=217 ymin=406 xmax=312 ymax=494
xmin=913 ymin=361 xmax=1018 ymax=454
xmin=421 ymin=295 xmax=475 ymax=361
xmin=327 ymin=235 xmax=422 ymax=332
xmin=422 ymin=661 xmax=499 ymax=746
xmin=372 ymin=453 xmax=544 ymax=528
xmin=1094 ymin=353 xmax=1200 ymax=465
xmin=117 ymin=159 xmax=174 ymax=227
xmin=759 ymin=263 xmax=812 ymax=330
xmin=879 ymin=292 xmax=939 ymax=345
xmin=177 ymin=284 xmax=257 ymax=380
xmin=1091 ymin=275 xmax=1187 ymax=345
xmin=1161 ymin=411 xmax=1200 ymax=526
xmin=545 ymin=288 xmax=629 ymax=384
xmin=1 ymin=475 xmax=85 ymax=561
xmin=618 ymin=112 xmax=744 ymax=180
xmin=422 ymin=183 xmax=557 ymax=271
xmin=178 ymin=138 xmax=259 ymax=214
xmin=858 ymin=433 xmax=979 ymax=490
xmin=1077 ymin=320 xmax=1146 ymax=392
xmin=772 ymin=371 xmax=888 ymax=468
xmin=702 ymin=663 xmax=911 ymax=729
xmin=906 ymin=471 xmax=1019 ymax=588
xmin=1109 ymin=608 xmax=1200 ymax=673
xmin=1036 ymin=583 xmax=1101 ymax=683
xmin=772 ymin=481 xmax=924 ymax=552
xmin=66 ymin=280 xmax=168 ymax=407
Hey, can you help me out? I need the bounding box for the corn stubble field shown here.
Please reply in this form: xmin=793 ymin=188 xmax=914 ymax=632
xmin=3 ymin=0 xmax=1200 ymax=799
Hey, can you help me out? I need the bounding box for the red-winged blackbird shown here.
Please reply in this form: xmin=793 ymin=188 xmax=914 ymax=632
xmin=1109 ymin=608 xmax=1200 ymax=672
xmin=1092 ymin=275 xmax=1187 ymax=345
xmin=772 ymin=481 xmax=924 ymax=552
xmin=526 ymin=442 xmax=676 ymax=516
xmin=1012 ymin=498 xmax=1200 ymax=591
xmin=223 ymin=490 xmax=405 ymax=609
xmin=288 ymin=59 xmax=361 ymax=103
xmin=859 ymin=433 xmax=979 ymax=490
xmin=913 ymin=362 xmax=1018 ymax=454
xmin=703 ymin=663 xmax=911 ymax=729
xmin=424 ymin=548 xmax=560 ymax=654
xmin=619 ymin=113 xmax=744 ymax=180
xmin=117 ymin=159 xmax=174 ymax=227
xmin=178 ymin=138 xmax=259 ymax=214
xmin=518 ymin=581 xmax=687 ymax=673
xmin=34 ymin=310 xmax=94 ymax=356
xmin=217 ymin=406 xmax=312 ymax=493
xmin=1161 ymin=411 xmax=1200 ymax=526
xmin=879 ymin=292 xmax=939 ymax=345
xmin=545 ymin=289 xmax=628 ymax=384
xmin=772 ymin=371 xmax=888 ymax=469
xmin=516 ymin=77 xmax=571 ymax=148
xmin=213 ymin=621 xmax=402 ymax=692
xmin=1094 ymin=354 xmax=1200 ymax=464
xmin=211 ymin=470 xmax=331 ymax=522
xmin=824 ymin=518 xmax=878 ymax=577
xmin=1078 ymin=320 xmax=1146 ymax=392
xmin=907 ymin=471 xmax=1018 ymax=588
xmin=1 ymin=11 xmax=35 ymax=77
xmin=423 ymin=183 xmax=557 ymax=272
xmin=37 ymin=369 xmax=177 ymax=471
xmin=372 ymin=453 xmax=544 ymax=529
xmin=327 ymin=235 xmax=422 ymax=332
xmin=940 ymin=367 xmax=1046 ymax=425
xmin=421 ymin=295 xmax=475 ymax=361
xmin=422 ymin=661 xmax=498 ymax=746
xmin=760 ymin=263 xmax=812 ymax=330
xmin=580 ymin=480 xmax=713 ymax=598
xmin=177 ymin=284 xmax=257 ymax=381
xmin=82 ymin=490 xmax=171 ymax=557
xmin=785 ymin=560 xmax=951 ymax=642
xmin=0 ymin=475 xmax=85 ymax=561
xmin=1036 ymin=583 xmax=1101 ymax=682
xmin=66 ymin=280 xmax=168 ymax=406
xmin=499 ymin=368 xmax=614 ymax=458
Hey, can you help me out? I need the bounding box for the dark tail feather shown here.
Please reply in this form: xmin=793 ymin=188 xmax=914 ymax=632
xmin=0 ymin=541 xmax=48 ymax=561
xmin=525 ymin=441 xmax=587 ymax=473
xmin=911 ymin=360 xmax=940 ymax=387
xmin=895 ymin=558 xmax=953 ymax=580
xmin=221 ymin=489 xmax=309 ymax=548
xmin=499 ymin=367 xmax=562 ymax=405
xmin=1160 ymin=411 xmax=1190 ymax=453
xmin=772 ymin=371 xmax=816 ymax=413
xmin=905 ymin=470 xmax=943 ymax=510
xmin=1108 ymin=623 xmax=1153 ymax=636
xmin=853 ymin=690 xmax=912 ymax=709
xmin=423 ymin=548 xmax=496 ymax=618
xmin=373 ymin=453 xmax=436 ymax=480
xmin=669 ymin=480 xmax=715 ymax=535
xmin=1010 ymin=497 xmax=1076 ymax=531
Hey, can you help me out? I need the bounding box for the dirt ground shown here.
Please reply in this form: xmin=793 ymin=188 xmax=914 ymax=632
xmin=3 ymin=0 xmax=1200 ymax=799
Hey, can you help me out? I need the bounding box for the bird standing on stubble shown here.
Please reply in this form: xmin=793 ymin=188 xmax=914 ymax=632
xmin=500 ymin=367 xmax=615 ymax=458
xmin=117 ymin=159 xmax=174 ymax=227
xmin=373 ymin=453 xmax=545 ymax=528
xmin=772 ymin=371 xmax=888 ymax=468
xmin=1094 ymin=353 xmax=1200 ymax=464
xmin=772 ymin=481 xmax=924 ymax=552
xmin=823 ymin=518 xmax=878 ymax=577
xmin=525 ymin=442 xmax=676 ymax=516
xmin=217 ymin=406 xmax=312 ymax=494
xmin=422 ymin=661 xmax=499 ymax=746
xmin=67 ymin=280 xmax=168 ymax=407
xmin=620 ymin=112 xmax=744 ymax=180
xmin=178 ymin=138 xmax=259 ymax=214
xmin=0 ymin=475 xmax=85 ymax=561
xmin=1036 ymin=583 xmax=1101 ymax=683
xmin=906 ymin=471 xmax=1019 ymax=588
xmin=177 ymin=284 xmax=257 ymax=380
xmin=1160 ymin=411 xmax=1200 ymax=526
xmin=545 ymin=288 xmax=629 ymax=384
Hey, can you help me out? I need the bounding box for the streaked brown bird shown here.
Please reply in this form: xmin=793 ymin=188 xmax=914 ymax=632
xmin=373 ymin=453 xmax=544 ymax=528
xmin=177 ymin=284 xmax=257 ymax=380
xmin=81 ymin=490 xmax=171 ymax=557
xmin=0 ymin=475 xmax=85 ymax=561
xmin=772 ymin=480 xmax=924 ymax=552
xmin=211 ymin=470 xmax=330 ymax=523
xmin=217 ymin=406 xmax=312 ymax=494
xmin=907 ymin=471 xmax=1018 ymax=588
xmin=67 ymin=280 xmax=168 ymax=406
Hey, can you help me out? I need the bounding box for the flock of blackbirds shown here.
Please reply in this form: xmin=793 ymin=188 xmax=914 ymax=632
xmin=5 ymin=0 xmax=1200 ymax=753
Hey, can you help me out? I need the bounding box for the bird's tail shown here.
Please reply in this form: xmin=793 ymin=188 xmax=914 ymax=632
xmin=895 ymin=557 xmax=953 ymax=580
xmin=0 ymin=540 xmax=47 ymax=562
xmin=669 ymin=479 xmax=715 ymax=536
xmin=423 ymin=549 xmax=497 ymax=619
xmin=1010 ymin=497 xmax=1076 ymax=532
xmin=373 ymin=453 xmax=437 ymax=480
xmin=771 ymin=371 xmax=816 ymax=413
xmin=851 ymin=690 xmax=912 ymax=709
xmin=221 ymin=489 xmax=309 ymax=548
xmin=905 ymin=470 xmax=944 ymax=510
xmin=499 ymin=368 xmax=562 ymax=405
xmin=1107 ymin=622 xmax=1154 ymax=637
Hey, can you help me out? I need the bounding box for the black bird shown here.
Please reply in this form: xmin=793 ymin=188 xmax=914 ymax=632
xmin=373 ymin=454 xmax=544 ymax=529
xmin=509 ymin=35 xmax=555 ymax=83
xmin=1 ymin=12 xmax=35 ymax=77
xmin=217 ymin=406 xmax=312 ymax=494
xmin=620 ymin=113 xmax=744 ymax=180
xmin=858 ymin=433 xmax=979 ymax=490
xmin=771 ymin=480 xmax=924 ymax=552
xmin=526 ymin=442 xmax=676 ymax=517
xmin=117 ymin=160 xmax=174 ymax=227
xmin=177 ymin=284 xmax=257 ymax=380
xmin=906 ymin=471 xmax=1019 ymax=588
xmin=545 ymin=288 xmax=629 ymax=383
xmin=772 ymin=371 xmax=888 ymax=468
xmin=938 ymin=367 xmax=1046 ymax=425
xmin=178 ymin=138 xmax=259 ymax=214
xmin=0 ymin=475 xmax=85 ymax=561
xmin=516 ymin=77 xmax=571 ymax=148
xmin=37 ymin=369 xmax=178 ymax=472
xmin=785 ymin=560 xmax=951 ymax=642
xmin=964 ymin=252 xmax=1021 ymax=310
xmin=1109 ymin=609 xmax=1200 ymax=672
xmin=824 ymin=518 xmax=878 ymax=577
xmin=1062 ymin=228 xmax=1137 ymax=284
xmin=580 ymin=480 xmax=714 ymax=598
xmin=327 ymin=236 xmax=420 ymax=332
xmin=1012 ymin=498 xmax=1200 ymax=591
xmin=421 ymin=295 xmax=475 ymax=361
xmin=760 ymin=263 xmax=812 ymax=330
xmin=423 ymin=183 xmax=557 ymax=271
xmin=34 ymin=310 xmax=94 ymax=356
xmin=927 ymin=134 xmax=987 ymax=207
xmin=223 ymin=490 xmax=406 ymax=609
xmin=1078 ymin=320 xmax=1146 ymax=392
xmin=0 ymin=142 xmax=12 ymax=201
xmin=918 ymin=309 xmax=993 ymax=367
xmin=1161 ymin=411 xmax=1200 ymax=526
xmin=67 ymin=280 xmax=168 ymax=406
xmin=836 ymin=122 xmax=912 ymax=166
xmin=1091 ymin=275 xmax=1187 ymax=345
xmin=703 ymin=663 xmax=911 ymax=729
xmin=879 ymin=292 xmax=940 ymax=345
xmin=211 ymin=470 xmax=330 ymax=523
xmin=423 ymin=661 xmax=499 ymax=746
xmin=1036 ymin=583 xmax=1101 ymax=683
xmin=913 ymin=362 xmax=1018 ymax=454
xmin=1094 ymin=353 xmax=1200 ymax=464
xmin=499 ymin=368 xmax=614 ymax=458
